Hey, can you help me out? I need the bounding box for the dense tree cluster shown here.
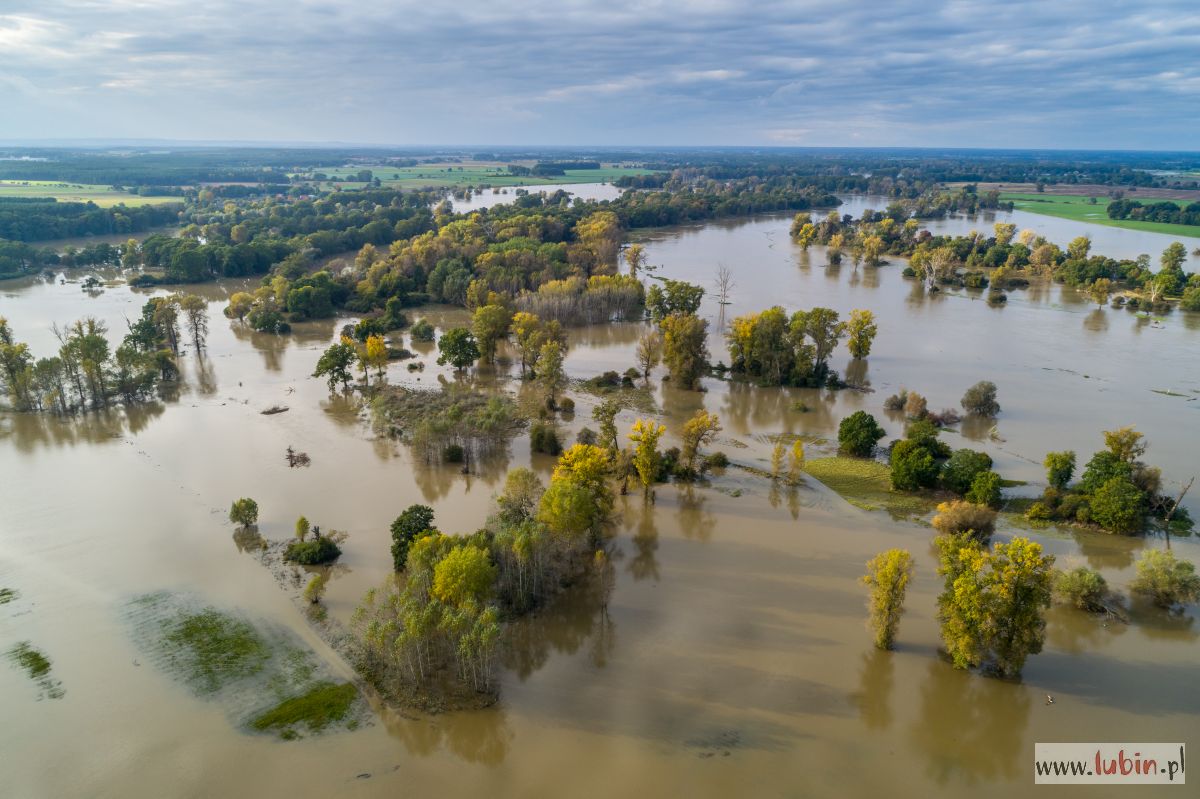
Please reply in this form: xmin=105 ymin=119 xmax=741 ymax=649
xmin=1026 ymin=428 xmax=1191 ymax=534
xmin=1108 ymin=199 xmax=1200 ymax=227
xmin=726 ymin=305 xmax=860 ymax=387
xmin=353 ymin=448 xmax=615 ymax=701
xmin=0 ymin=198 xmax=181 ymax=243
xmin=0 ymin=297 xmax=202 ymax=414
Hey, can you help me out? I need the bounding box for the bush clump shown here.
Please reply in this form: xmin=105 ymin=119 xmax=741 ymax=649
xmin=1053 ymin=567 xmax=1108 ymax=611
xmin=940 ymin=449 xmax=993 ymax=495
xmin=961 ymin=381 xmax=1000 ymax=416
xmin=838 ymin=411 xmax=886 ymax=457
xmin=1130 ymin=550 xmax=1200 ymax=609
xmin=285 ymin=536 xmax=342 ymax=565
xmin=931 ymin=500 xmax=997 ymax=542
xmin=530 ymin=422 xmax=563 ymax=455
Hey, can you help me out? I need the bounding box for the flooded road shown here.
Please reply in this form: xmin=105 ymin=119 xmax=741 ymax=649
xmin=1 ymin=198 xmax=1197 ymax=798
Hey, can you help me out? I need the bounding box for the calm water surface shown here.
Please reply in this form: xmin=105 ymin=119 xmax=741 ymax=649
xmin=1 ymin=197 xmax=1197 ymax=798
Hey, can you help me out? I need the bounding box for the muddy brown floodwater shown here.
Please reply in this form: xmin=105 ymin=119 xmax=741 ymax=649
xmin=1 ymin=198 xmax=1198 ymax=798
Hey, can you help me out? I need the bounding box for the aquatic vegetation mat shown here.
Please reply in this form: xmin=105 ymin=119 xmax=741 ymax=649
xmin=5 ymin=641 xmax=65 ymax=700
xmin=803 ymin=456 xmax=936 ymax=519
xmin=0 ymin=587 xmax=18 ymax=604
xmin=126 ymin=592 xmax=364 ymax=739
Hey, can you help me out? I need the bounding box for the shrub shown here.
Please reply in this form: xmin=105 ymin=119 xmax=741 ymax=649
xmin=883 ymin=390 xmax=908 ymax=411
xmin=558 ymin=397 xmax=576 ymax=414
xmin=1025 ymin=501 xmax=1053 ymax=521
xmin=530 ymin=422 xmax=562 ymax=455
xmin=229 ymin=498 xmax=259 ymax=527
xmin=965 ymin=470 xmax=1002 ymax=509
xmin=576 ymin=427 xmax=598 ymax=446
xmin=410 ymin=319 xmax=435 ymax=342
xmin=905 ymin=419 xmax=951 ymax=458
xmin=1044 ymin=450 xmax=1076 ymax=490
xmin=1059 ymin=492 xmax=1091 ymax=523
xmin=285 ymin=536 xmax=341 ymax=565
xmin=941 ymin=449 xmax=993 ymax=495
xmin=704 ymin=451 xmax=730 ymax=469
xmin=961 ymin=381 xmax=1000 ymax=416
xmin=931 ymin=500 xmax=997 ymax=541
xmin=903 ymin=392 xmax=928 ymax=419
xmin=1130 ymin=550 xmax=1200 ymax=609
xmin=444 ymin=443 xmax=465 ymax=463
xmin=1053 ymin=567 xmax=1108 ymax=611
xmin=890 ymin=439 xmax=940 ymax=490
xmin=1089 ymin=476 xmax=1145 ymax=534
xmin=838 ymin=411 xmax=886 ymax=457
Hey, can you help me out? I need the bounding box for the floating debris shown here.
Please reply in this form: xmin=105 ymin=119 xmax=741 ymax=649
xmin=261 ymin=405 xmax=290 ymax=415
xmin=286 ymin=446 xmax=311 ymax=467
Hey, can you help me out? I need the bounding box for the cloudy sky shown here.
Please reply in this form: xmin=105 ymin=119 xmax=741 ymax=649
xmin=1 ymin=0 xmax=1198 ymax=149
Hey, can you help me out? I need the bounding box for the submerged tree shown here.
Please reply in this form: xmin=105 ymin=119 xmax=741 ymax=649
xmin=635 ymin=329 xmax=662 ymax=381
xmin=629 ymin=419 xmax=665 ymax=498
xmin=229 ymin=497 xmax=259 ymax=528
xmin=313 ymin=342 xmax=357 ymax=391
xmin=437 ymin=328 xmax=480 ymax=371
xmin=861 ymin=549 xmax=914 ymax=650
xmin=679 ymin=409 xmax=721 ymax=475
xmin=660 ymin=313 xmax=709 ymax=390
xmin=846 ymin=309 xmax=878 ymax=359
xmin=1130 ymin=550 xmax=1200 ymax=609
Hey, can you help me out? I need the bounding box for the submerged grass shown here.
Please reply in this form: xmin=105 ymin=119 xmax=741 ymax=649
xmin=6 ymin=641 xmax=65 ymax=699
xmin=126 ymin=592 xmax=364 ymax=739
xmin=161 ymin=607 xmax=270 ymax=694
xmin=250 ymin=681 xmax=358 ymax=738
xmin=0 ymin=587 xmax=18 ymax=604
xmin=803 ymin=456 xmax=935 ymax=519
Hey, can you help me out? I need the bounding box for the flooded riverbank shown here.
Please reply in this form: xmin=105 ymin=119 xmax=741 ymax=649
xmin=2 ymin=200 xmax=1197 ymax=798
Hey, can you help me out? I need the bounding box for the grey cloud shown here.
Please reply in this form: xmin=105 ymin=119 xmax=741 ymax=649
xmin=0 ymin=0 xmax=1197 ymax=147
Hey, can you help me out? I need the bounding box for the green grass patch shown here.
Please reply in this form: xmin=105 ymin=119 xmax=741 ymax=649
xmin=0 ymin=180 xmax=181 ymax=207
xmin=162 ymin=607 xmax=271 ymax=694
xmin=293 ymin=162 xmax=655 ymax=190
xmin=803 ymin=456 xmax=935 ymax=519
xmin=1001 ymin=192 xmax=1200 ymax=239
xmin=0 ymin=587 xmax=17 ymax=604
xmin=5 ymin=641 xmax=65 ymax=699
xmin=250 ymin=681 xmax=358 ymax=738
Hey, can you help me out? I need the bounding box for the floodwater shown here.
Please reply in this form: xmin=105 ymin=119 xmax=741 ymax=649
xmin=1 ymin=198 xmax=1198 ymax=798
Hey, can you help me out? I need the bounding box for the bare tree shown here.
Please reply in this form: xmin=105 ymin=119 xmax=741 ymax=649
xmin=714 ymin=264 xmax=735 ymax=306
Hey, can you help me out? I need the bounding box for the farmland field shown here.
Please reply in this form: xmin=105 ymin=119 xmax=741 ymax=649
xmin=298 ymin=161 xmax=656 ymax=189
xmin=1000 ymin=192 xmax=1200 ymax=238
xmin=0 ymin=180 xmax=182 ymax=207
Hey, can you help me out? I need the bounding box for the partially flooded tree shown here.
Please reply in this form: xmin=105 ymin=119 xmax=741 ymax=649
xmin=679 ymin=409 xmax=721 ymax=475
xmin=635 ymin=329 xmax=662 ymax=381
xmin=1130 ymin=550 xmax=1200 ymax=609
xmin=177 ymin=294 xmax=208 ymax=352
xmin=313 ymin=342 xmax=356 ymax=391
xmin=472 ymin=303 xmax=512 ymax=364
xmin=592 ymin=397 xmax=623 ymax=453
xmin=536 ymin=339 xmax=567 ymax=408
xmin=961 ymin=381 xmax=1000 ymax=417
xmin=846 ymin=309 xmax=878 ymax=359
xmin=229 ymin=497 xmax=259 ymax=528
xmin=861 ymin=549 xmax=914 ymax=650
xmin=660 ymin=313 xmax=709 ymax=390
xmin=629 ymin=419 xmax=665 ymax=498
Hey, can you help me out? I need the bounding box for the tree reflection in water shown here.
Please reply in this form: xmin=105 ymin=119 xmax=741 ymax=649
xmin=380 ymin=700 xmax=514 ymax=766
xmin=854 ymin=648 xmax=894 ymax=731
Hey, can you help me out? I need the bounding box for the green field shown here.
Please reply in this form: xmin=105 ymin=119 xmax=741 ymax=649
xmin=299 ymin=161 xmax=656 ymax=190
xmin=1001 ymin=192 xmax=1200 ymax=239
xmin=0 ymin=180 xmax=181 ymax=207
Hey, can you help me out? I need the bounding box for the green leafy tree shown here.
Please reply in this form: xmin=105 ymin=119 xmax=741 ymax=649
xmin=592 ymin=397 xmax=623 ymax=452
xmin=629 ymin=419 xmax=665 ymax=496
xmin=961 ymin=381 xmax=1000 ymax=416
xmin=660 ymin=313 xmax=709 ymax=390
xmin=965 ymin=470 xmax=1002 ymax=509
xmin=1089 ymin=476 xmax=1146 ymax=534
xmin=941 ymin=449 xmax=993 ymax=495
xmin=472 ymin=304 xmax=512 ymax=364
xmin=229 ymin=498 xmax=259 ymax=528
xmin=861 ymin=549 xmax=914 ymax=650
xmin=645 ymin=279 xmax=704 ymax=321
xmin=437 ymin=328 xmax=480 ymax=371
xmin=838 ymin=411 xmax=885 ymax=457
xmin=1044 ymin=450 xmax=1076 ymax=490
xmin=1103 ymin=426 xmax=1146 ymax=463
xmin=1053 ymin=567 xmax=1108 ymax=611
xmin=536 ymin=339 xmax=567 ymax=407
xmin=1130 ymin=550 xmax=1200 ymax=609
xmin=295 ymin=516 xmax=310 ymax=541
xmin=432 ymin=545 xmax=496 ymax=607
xmin=987 ymin=537 xmax=1055 ymax=677
xmin=890 ymin=439 xmax=940 ymax=490
xmin=846 ymin=309 xmax=878 ymax=359
xmin=391 ymin=505 xmax=436 ymax=572
xmin=313 ymin=342 xmax=356 ymax=391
